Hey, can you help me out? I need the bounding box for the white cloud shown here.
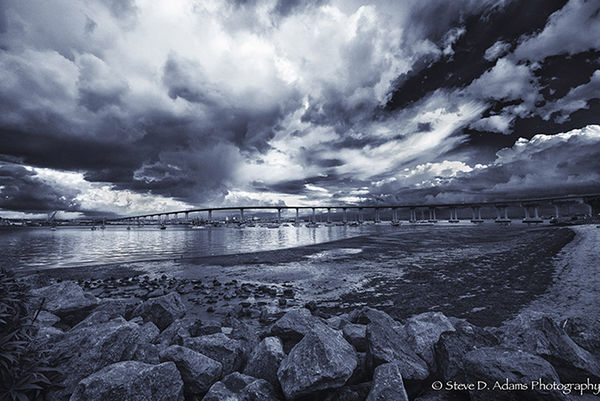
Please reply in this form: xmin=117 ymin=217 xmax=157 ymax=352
xmin=469 ymin=114 xmax=513 ymax=133
xmin=514 ymin=0 xmax=600 ymax=61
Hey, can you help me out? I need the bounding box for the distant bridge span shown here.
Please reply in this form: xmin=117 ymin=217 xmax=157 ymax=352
xmin=106 ymin=192 xmax=600 ymax=225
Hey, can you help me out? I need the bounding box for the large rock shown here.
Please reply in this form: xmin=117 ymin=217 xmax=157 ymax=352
xmin=70 ymin=361 xmax=184 ymax=401
xmin=159 ymin=345 xmax=222 ymax=395
xmin=243 ymin=336 xmax=286 ymax=386
xmin=343 ymin=323 xmax=368 ymax=352
xmin=183 ymin=333 xmax=245 ymax=374
xmin=154 ymin=319 xmax=190 ymax=346
xmin=277 ymin=324 xmax=358 ymax=399
xmin=131 ymin=292 xmax=186 ymax=330
xmin=400 ymin=312 xmax=454 ymax=369
xmin=363 ymin=310 xmax=429 ymax=381
xmin=366 ymin=362 xmax=409 ymax=401
xmin=34 ymin=311 xmax=61 ymax=327
xmin=30 ymin=281 xmax=97 ymax=323
xmin=93 ymin=297 xmax=141 ymax=319
xmin=202 ymin=372 xmax=281 ymax=401
xmin=434 ymin=318 xmax=499 ymax=382
xmin=501 ymin=315 xmax=600 ymax=382
xmin=45 ymin=317 xmax=145 ymax=400
xmin=269 ymin=308 xmax=325 ymax=352
xmin=464 ymin=347 xmax=567 ymax=401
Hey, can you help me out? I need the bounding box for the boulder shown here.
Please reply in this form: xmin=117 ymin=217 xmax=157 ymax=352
xmin=366 ymin=362 xmax=409 ymax=401
xmin=92 ymin=297 xmax=141 ymax=320
xmin=202 ymin=372 xmax=281 ymax=401
xmin=464 ymin=347 xmax=567 ymax=401
xmin=44 ymin=317 xmax=144 ymax=400
xmin=33 ymin=310 xmax=60 ymax=327
xmin=183 ymin=333 xmax=245 ymax=374
xmin=70 ymin=361 xmax=184 ymax=401
xmin=131 ymin=292 xmax=186 ymax=330
xmin=70 ymin=310 xmax=119 ymax=331
xmin=159 ymin=345 xmax=222 ymax=395
xmin=501 ymin=315 xmax=600 ymax=382
xmin=400 ymin=312 xmax=454 ymax=369
xmin=243 ymin=336 xmax=286 ymax=386
xmin=30 ymin=281 xmax=97 ymax=324
xmin=154 ymin=319 xmax=190 ymax=346
xmin=133 ymin=343 xmax=162 ymax=364
xmin=269 ymin=308 xmax=325 ymax=352
xmin=277 ymin=324 xmax=358 ymax=399
xmin=365 ymin=312 xmax=429 ymax=381
xmin=434 ymin=318 xmax=499 ymax=382
xmin=324 ymin=383 xmax=372 ymax=401
xmin=561 ymin=317 xmax=600 ymax=358
xmin=342 ymin=323 xmax=368 ymax=352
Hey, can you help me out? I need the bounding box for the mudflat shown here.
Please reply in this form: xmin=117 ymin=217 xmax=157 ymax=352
xmin=21 ymin=224 xmax=576 ymax=328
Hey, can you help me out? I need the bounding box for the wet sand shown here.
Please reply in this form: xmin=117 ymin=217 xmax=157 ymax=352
xmin=20 ymin=224 xmax=578 ymax=329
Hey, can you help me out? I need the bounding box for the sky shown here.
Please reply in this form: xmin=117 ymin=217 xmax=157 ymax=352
xmin=1 ymin=0 xmax=600 ymax=218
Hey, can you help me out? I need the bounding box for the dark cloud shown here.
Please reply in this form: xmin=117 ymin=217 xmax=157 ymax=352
xmin=385 ymin=0 xmax=568 ymax=111
xmin=0 ymin=163 xmax=80 ymax=212
xmin=1 ymin=0 xmax=600 ymax=216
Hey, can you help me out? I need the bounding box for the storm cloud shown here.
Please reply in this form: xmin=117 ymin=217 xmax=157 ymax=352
xmin=0 ymin=0 xmax=599 ymax=217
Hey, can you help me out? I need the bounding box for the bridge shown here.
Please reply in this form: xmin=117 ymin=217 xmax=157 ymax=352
xmin=104 ymin=193 xmax=600 ymax=226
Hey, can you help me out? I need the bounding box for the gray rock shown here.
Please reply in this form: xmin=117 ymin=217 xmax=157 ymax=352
xmin=133 ymin=343 xmax=162 ymax=364
xmin=30 ymin=281 xmax=97 ymax=323
xmin=327 ymin=314 xmax=350 ymax=330
xmin=365 ymin=310 xmax=429 ymax=380
xmin=183 ymin=333 xmax=245 ymax=374
xmin=502 ymin=315 xmax=600 ymax=382
xmin=400 ymin=312 xmax=455 ymax=369
xmin=33 ymin=310 xmax=61 ymax=327
xmin=464 ymin=347 xmax=567 ymax=401
xmin=45 ymin=317 xmax=143 ymax=400
xmin=93 ymin=297 xmax=141 ymax=319
xmin=324 ymin=383 xmax=372 ymax=401
xmin=70 ymin=310 xmax=118 ymax=331
xmin=434 ymin=318 xmax=499 ymax=382
xmin=366 ymin=362 xmax=409 ymax=401
xmin=34 ymin=326 xmax=64 ymax=345
xmin=269 ymin=308 xmax=325 ymax=351
xmin=562 ymin=317 xmax=600 ymax=358
xmin=343 ymin=323 xmax=368 ymax=352
xmin=70 ymin=361 xmax=184 ymax=401
xmin=202 ymin=372 xmax=281 ymax=401
xmin=154 ymin=319 xmax=190 ymax=346
xmin=277 ymin=324 xmax=358 ymax=399
xmin=159 ymin=345 xmax=222 ymax=395
xmin=243 ymin=336 xmax=286 ymax=386
xmin=131 ymin=292 xmax=186 ymax=330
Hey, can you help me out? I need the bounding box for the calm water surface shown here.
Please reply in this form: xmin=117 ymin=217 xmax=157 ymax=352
xmin=0 ymin=224 xmax=404 ymax=269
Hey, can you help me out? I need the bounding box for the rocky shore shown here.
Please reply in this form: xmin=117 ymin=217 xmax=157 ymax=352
xmin=26 ymin=279 xmax=600 ymax=400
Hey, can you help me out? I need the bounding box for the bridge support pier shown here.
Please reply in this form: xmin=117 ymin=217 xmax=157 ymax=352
xmin=295 ymin=208 xmax=299 ymax=225
xmin=471 ymin=207 xmax=483 ymax=223
xmin=343 ymin=208 xmax=348 ymax=224
xmin=374 ymin=208 xmax=380 ymax=223
xmin=312 ymin=208 xmax=316 ymax=223
xmin=240 ymin=208 xmax=245 ymax=223
xmin=358 ymin=208 xmax=363 ymax=224
xmin=327 ymin=208 xmax=331 ymax=223
xmin=522 ymin=204 xmax=542 ymax=224
xmin=428 ymin=207 xmax=437 ymax=223
xmin=277 ymin=208 xmax=282 ymax=224
xmin=495 ymin=205 xmax=510 ymax=224
xmin=409 ymin=208 xmax=416 ymax=223
xmin=449 ymin=207 xmax=459 ymax=223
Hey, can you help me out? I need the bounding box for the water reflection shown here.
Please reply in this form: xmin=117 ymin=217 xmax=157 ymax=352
xmin=0 ymin=224 xmax=397 ymax=269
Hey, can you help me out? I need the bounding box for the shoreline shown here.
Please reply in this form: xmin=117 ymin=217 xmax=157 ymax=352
xmin=19 ymin=224 xmax=577 ymax=328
